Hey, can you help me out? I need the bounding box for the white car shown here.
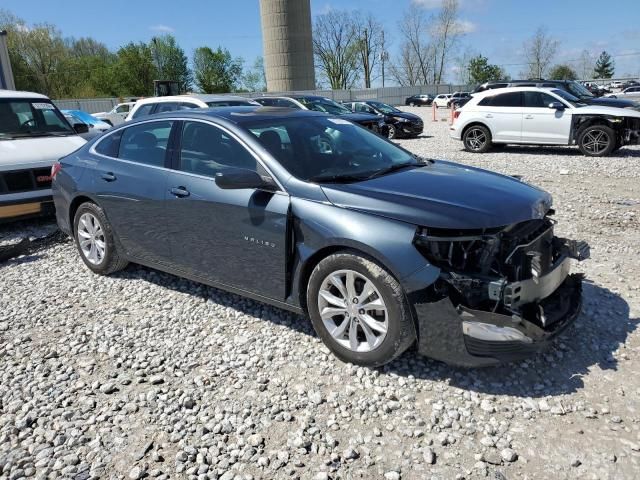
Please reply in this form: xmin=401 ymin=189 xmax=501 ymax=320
xmin=605 ymin=86 xmax=640 ymax=100
xmin=433 ymin=94 xmax=452 ymax=108
xmin=609 ymin=81 xmax=624 ymax=89
xmin=93 ymin=102 xmax=136 ymax=126
xmin=126 ymin=95 xmax=259 ymax=121
xmin=0 ymin=90 xmax=86 ymax=221
xmin=450 ymin=86 xmax=640 ymax=157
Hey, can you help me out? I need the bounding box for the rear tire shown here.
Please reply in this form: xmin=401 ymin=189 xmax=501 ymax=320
xmin=577 ymin=125 xmax=615 ymax=157
xmin=387 ymin=124 xmax=397 ymax=139
xmin=463 ymin=125 xmax=492 ymax=153
xmin=306 ymin=251 xmax=415 ymax=367
xmin=73 ymin=202 xmax=128 ymax=275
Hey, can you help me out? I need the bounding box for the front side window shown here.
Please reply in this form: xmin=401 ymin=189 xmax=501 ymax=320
xmin=118 ymin=121 xmax=173 ymax=167
xmin=0 ymin=99 xmax=74 ymax=138
xmin=524 ymin=91 xmax=557 ymax=108
xmin=179 ymin=121 xmax=256 ymax=177
xmin=245 ymin=116 xmax=420 ymax=182
xmin=116 ymin=105 xmax=130 ymax=113
xmin=154 ymin=102 xmax=181 ymax=114
xmin=296 ymin=97 xmax=352 ymax=115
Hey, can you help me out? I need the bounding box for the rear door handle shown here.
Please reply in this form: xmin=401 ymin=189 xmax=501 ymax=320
xmin=485 ymin=114 xmax=493 ymax=118
xmin=170 ymin=186 xmax=190 ymax=198
xmin=101 ymin=172 xmax=116 ymax=182
xmin=524 ymin=115 xmax=534 ymax=119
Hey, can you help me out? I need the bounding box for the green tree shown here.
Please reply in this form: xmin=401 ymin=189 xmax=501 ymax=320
xmin=112 ymin=42 xmax=158 ymax=96
xmin=548 ymin=64 xmax=577 ymax=80
xmin=593 ymin=51 xmax=614 ymax=79
xmin=468 ymin=55 xmax=504 ymax=85
xmin=150 ymin=35 xmax=191 ymax=93
xmin=193 ymin=46 xmax=243 ymax=93
xmin=241 ymin=56 xmax=266 ymax=92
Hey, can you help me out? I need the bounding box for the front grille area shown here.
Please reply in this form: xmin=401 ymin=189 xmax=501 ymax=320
xmin=0 ymin=167 xmax=52 ymax=194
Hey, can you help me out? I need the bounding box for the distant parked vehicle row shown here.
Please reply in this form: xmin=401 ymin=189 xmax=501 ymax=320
xmin=126 ymin=95 xmax=259 ymax=121
xmin=342 ymin=100 xmax=423 ymax=138
xmin=404 ymin=94 xmax=433 ymax=107
xmin=252 ymin=95 xmax=387 ymax=135
xmin=450 ymin=86 xmax=640 ymax=157
xmin=605 ymin=86 xmax=640 ymax=100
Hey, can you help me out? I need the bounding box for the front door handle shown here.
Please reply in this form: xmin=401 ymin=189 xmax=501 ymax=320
xmin=170 ymin=186 xmax=190 ymax=198
xmin=485 ymin=113 xmax=493 ymax=118
xmin=101 ymin=172 xmax=116 ymax=182
xmin=524 ymin=114 xmax=534 ymax=119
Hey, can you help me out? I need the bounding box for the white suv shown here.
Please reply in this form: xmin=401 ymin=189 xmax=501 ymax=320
xmin=433 ymin=94 xmax=452 ymax=108
xmin=450 ymin=87 xmax=640 ymax=156
xmin=125 ymin=95 xmax=259 ymax=121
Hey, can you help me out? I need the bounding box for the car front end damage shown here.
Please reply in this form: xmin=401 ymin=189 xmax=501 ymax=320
xmin=571 ymin=114 xmax=640 ymax=147
xmin=408 ymin=215 xmax=589 ymax=367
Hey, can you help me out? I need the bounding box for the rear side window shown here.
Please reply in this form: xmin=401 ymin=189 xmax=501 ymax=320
xmin=524 ymin=91 xmax=557 ymax=108
xmin=154 ymin=102 xmax=182 ymax=114
xmin=131 ymin=104 xmax=154 ymax=119
xmin=95 ymin=130 xmax=123 ymax=157
xmin=118 ymin=121 xmax=173 ymax=167
xmin=479 ymin=92 xmax=522 ymax=107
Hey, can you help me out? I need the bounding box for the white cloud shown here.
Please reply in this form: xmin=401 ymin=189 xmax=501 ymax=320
xmin=456 ymin=20 xmax=476 ymax=34
xmin=412 ymin=0 xmax=488 ymax=10
xmin=149 ymin=24 xmax=175 ymax=33
xmin=412 ymin=0 xmax=443 ymax=8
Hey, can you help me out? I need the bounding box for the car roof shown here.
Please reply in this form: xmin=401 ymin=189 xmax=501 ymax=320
xmin=135 ymin=94 xmax=254 ymax=105
xmin=0 ymin=89 xmax=50 ymax=100
xmin=133 ymin=106 xmax=332 ymax=125
xmin=471 ymin=86 xmax=563 ymax=100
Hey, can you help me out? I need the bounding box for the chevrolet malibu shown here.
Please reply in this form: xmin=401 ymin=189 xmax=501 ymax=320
xmin=52 ymin=107 xmax=589 ymax=367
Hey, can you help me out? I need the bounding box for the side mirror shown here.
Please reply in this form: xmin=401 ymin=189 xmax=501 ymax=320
xmin=73 ymin=123 xmax=89 ymax=134
xmin=548 ymin=102 xmax=565 ymax=110
xmin=215 ymin=169 xmax=278 ymax=191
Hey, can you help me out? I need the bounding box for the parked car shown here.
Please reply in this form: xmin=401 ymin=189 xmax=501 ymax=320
xmin=93 ymin=102 xmax=136 ymax=126
xmin=52 ymin=106 xmax=589 ymax=367
xmin=62 ymin=110 xmax=111 ymax=140
xmin=433 ymin=94 xmax=452 ymax=108
xmin=252 ymin=95 xmax=386 ymax=134
xmin=606 ymin=86 xmax=640 ymax=100
xmin=622 ymin=80 xmax=639 ymax=90
xmin=0 ymin=90 xmax=86 ymax=222
xmin=450 ymin=87 xmax=640 ymax=156
xmin=126 ymin=95 xmax=259 ymax=121
xmin=405 ymin=94 xmax=434 ymax=107
xmin=342 ymin=100 xmax=423 ymax=138
xmin=474 ymin=80 xmax=638 ymax=109
xmin=447 ymin=92 xmax=471 ymax=108
xmin=609 ymin=81 xmax=624 ymax=89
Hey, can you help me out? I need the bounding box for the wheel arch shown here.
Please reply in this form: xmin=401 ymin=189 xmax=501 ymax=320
xmin=571 ymin=115 xmax=623 ymax=144
xmin=461 ymin=121 xmax=493 ymax=140
xmin=68 ymin=194 xmax=100 ymax=236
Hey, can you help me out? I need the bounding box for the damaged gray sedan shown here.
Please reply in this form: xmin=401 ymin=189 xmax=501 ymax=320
xmin=53 ymin=108 xmax=589 ymax=367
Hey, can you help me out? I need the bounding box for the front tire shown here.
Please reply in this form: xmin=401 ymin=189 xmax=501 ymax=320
xmin=577 ymin=125 xmax=615 ymax=157
xmin=306 ymin=252 xmax=415 ymax=367
xmin=463 ymin=124 xmax=492 ymax=153
xmin=387 ymin=124 xmax=397 ymax=139
xmin=73 ymin=202 xmax=128 ymax=275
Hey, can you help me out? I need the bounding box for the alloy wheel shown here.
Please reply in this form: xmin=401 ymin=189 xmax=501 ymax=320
xmin=317 ymin=269 xmax=388 ymax=353
xmin=387 ymin=125 xmax=397 ymax=139
xmin=77 ymin=212 xmax=106 ymax=265
xmin=582 ymin=130 xmax=610 ymax=155
xmin=465 ymin=127 xmax=487 ymax=151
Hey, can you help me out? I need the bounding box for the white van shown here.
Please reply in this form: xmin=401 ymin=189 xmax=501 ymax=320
xmin=0 ymin=90 xmax=86 ymax=221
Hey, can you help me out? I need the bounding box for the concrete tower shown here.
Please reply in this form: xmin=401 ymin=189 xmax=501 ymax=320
xmin=259 ymin=0 xmax=315 ymax=92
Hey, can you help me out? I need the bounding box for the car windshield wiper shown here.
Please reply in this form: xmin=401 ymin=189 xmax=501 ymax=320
xmin=365 ymin=162 xmax=422 ymax=180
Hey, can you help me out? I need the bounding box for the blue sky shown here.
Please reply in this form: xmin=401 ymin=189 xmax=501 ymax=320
xmin=3 ymin=0 xmax=639 ymax=83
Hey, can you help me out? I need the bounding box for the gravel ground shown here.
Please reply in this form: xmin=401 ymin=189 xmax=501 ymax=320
xmin=1 ymin=107 xmax=639 ymax=480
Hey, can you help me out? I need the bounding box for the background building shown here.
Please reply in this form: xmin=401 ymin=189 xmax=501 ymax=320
xmin=259 ymin=0 xmax=315 ymax=92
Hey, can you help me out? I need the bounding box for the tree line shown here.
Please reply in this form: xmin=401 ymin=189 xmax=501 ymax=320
xmin=0 ymin=9 xmax=265 ymax=98
xmin=1 ymin=4 xmax=620 ymax=99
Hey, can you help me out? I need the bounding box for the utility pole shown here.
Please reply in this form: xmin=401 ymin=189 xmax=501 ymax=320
xmin=380 ymin=30 xmax=388 ymax=88
xmin=362 ymin=28 xmax=370 ymax=88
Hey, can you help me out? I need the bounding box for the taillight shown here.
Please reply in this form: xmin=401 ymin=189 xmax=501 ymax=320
xmin=51 ymin=162 xmax=62 ymax=180
xmin=453 ymin=110 xmax=461 ymax=120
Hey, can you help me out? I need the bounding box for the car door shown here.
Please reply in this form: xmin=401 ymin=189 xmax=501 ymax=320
xmin=91 ymin=120 xmax=175 ymax=265
xmin=477 ymin=91 xmax=523 ymax=142
xmin=164 ymin=120 xmax=290 ymax=300
xmin=521 ymin=91 xmax=572 ymax=144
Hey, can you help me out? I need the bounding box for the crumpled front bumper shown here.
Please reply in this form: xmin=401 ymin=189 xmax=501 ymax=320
xmin=413 ymin=240 xmax=589 ymax=367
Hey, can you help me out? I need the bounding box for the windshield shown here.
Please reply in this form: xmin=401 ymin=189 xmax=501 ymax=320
xmin=566 ymin=81 xmax=594 ymax=99
xmin=369 ymin=101 xmax=400 ymax=114
xmin=0 ymin=99 xmax=75 ymax=138
xmin=245 ymin=116 xmax=422 ymax=182
xmin=296 ymin=97 xmax=353 ymax=115
xmin=551 ymin=89 xmax=585 ymax=107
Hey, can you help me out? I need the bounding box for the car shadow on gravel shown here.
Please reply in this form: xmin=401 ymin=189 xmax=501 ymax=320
xmin=477 ymin=145 xmax=640 ymax=158
xmin=385 ymin=280 xmax=638 ymax=398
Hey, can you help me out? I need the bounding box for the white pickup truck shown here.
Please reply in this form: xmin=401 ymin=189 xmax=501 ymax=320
xmin=93 ymin=101 xmax=137 ymax=126
xmin=0 ymin=90 xmax=86 ymax=221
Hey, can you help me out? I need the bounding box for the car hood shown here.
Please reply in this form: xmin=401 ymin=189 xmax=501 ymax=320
xmin=572 ymin=104 xmax=640 ymax=117
xmin=320 ymin=160 xmax=552 ymax=229
xmin=339 ymin=112 xmax=381 ymax=123
xmin=585 ymin=97 xmax=638 ymax=108
xmin=0 ymin=135 xmax=86 ymax=169
xmin=385 ymin=112 xmax=421 ymax=122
